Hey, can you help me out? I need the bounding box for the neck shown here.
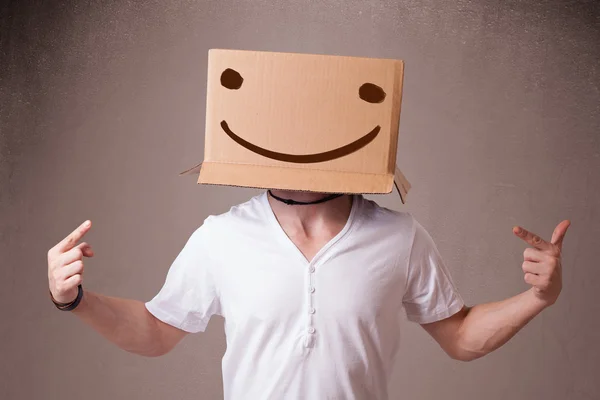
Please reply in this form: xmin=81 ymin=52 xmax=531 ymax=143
xmin=267 ymin=190 xmax=353 ymax=237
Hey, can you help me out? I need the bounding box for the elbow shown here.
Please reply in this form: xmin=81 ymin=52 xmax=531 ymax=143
xmin=138 ymin=335 xmax=177 ymax=357
xmin=445 ymin=336 xmax=487 ymax=362
xmin=130 ymin=344 xmax=170 ymax=358
xmin=447 ymin=324 xmax=488 ymax=362
xmin=448 ymin=349 xmax=482 ymax=362
xmin=122 ymin=326 xmax=173 ymax=358
xmin=135 ymin=310 xmax=181 ymax=357
xmin=139 ymin=347 xmax=167 ymax=358
xmin=123 ymin=345 xmax=166 ymax=358
xmin=142 ymin=351 xmax=167 ymax=358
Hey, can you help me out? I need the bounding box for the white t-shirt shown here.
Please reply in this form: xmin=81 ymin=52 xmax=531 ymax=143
xmin=145 ymin=193 xmax=464 ymax=400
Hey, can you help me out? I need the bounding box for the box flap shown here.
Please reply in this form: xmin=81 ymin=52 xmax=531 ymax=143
xmin=393 ymin=166 xmax=411 ymax=204
xmin=179 ymin=161 xmax=410 ymax=203
xmin=179 ymin=162 xmax=203 ymax=176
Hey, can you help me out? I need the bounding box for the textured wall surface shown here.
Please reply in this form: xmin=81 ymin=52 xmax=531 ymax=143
xmin=1 ymin=1 xmax=599 ymax=399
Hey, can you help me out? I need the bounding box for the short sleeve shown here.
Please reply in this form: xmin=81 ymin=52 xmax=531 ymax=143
xmin=145 ymin=220 xmax=221 ymax=333
xmin=402 ymin=218 xmax=464 ymax=324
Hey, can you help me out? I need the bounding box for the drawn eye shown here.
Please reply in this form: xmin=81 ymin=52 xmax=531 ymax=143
xmin=359 ymin=83 xmax=386 ymax=103
xmin=221 ymin=68 xmax=243 ymax=90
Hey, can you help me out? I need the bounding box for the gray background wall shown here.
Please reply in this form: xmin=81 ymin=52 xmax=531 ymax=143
xmin=1 ymin=1 xmax=599 ymax=399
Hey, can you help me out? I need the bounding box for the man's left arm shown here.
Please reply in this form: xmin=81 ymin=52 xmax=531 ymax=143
xmin=422 ymin=220 xmax=571 ymax=362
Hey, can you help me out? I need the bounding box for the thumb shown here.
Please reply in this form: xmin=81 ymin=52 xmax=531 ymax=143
xmin=75 ymin=242 xmax=94 ymax=258
xmin=551 ymin=220 xmax=571 ymax=249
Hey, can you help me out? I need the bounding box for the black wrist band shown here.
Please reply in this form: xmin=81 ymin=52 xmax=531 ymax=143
xmin=51 ymin=285 xmax=84 ymax=311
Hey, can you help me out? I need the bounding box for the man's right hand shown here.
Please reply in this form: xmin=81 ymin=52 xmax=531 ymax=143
xmin=47 ymin=220 xmax=94 ymax=304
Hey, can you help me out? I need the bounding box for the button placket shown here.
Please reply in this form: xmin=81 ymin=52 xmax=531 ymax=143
xmin=305 ymin=261 xmax=317 ymax=348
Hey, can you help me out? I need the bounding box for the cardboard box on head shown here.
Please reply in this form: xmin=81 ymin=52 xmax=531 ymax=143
xmin=180 ymin=49 xmax=411 ymax=203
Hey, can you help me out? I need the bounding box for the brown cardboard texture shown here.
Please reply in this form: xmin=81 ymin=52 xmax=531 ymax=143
xmin=182 ymin=49 xmax=411 ymax=203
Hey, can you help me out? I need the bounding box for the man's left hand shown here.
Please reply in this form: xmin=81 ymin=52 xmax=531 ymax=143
xmin=513 ymin=220 xmax=571 ymax=307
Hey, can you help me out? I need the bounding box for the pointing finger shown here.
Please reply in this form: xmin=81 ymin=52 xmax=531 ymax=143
xmin=513 ymin=226 xmax=553 ymax=253
xmin=56 ymin=220 xmax=91 ymax=253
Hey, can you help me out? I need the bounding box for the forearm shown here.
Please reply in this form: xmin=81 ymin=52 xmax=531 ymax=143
xmin=71 ymin=290 xmax=165 ymax=357
xmin=455 ymin=288 xmax=547 ymax=360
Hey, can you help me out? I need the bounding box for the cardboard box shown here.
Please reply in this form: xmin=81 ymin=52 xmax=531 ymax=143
xmin=181 ymin=49 xmax=411 ymax=203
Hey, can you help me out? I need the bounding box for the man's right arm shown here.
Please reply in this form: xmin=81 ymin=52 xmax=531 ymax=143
xmin=48 ymin=220 xmax=187 ymax=358
xmin=71 ymin=291 xmax=187 ymax=357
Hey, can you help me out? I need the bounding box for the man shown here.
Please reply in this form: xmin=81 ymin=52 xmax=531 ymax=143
xmin=47 ymin=188 xmax=570 ymax=399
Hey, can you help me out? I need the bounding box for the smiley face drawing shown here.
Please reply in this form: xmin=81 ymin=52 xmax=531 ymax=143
xmin=193 ymin=49 xmax=406 ymax=195
xmin=219 ymin=67 xmax=388 ymax=164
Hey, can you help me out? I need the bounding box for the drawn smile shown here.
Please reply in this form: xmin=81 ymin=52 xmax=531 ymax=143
xmin=220 ymin=120 xmax=380 ymax=163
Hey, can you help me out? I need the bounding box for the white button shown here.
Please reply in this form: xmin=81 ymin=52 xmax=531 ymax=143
xmin=309 ymin=307 xmax=316 ymax=314
xmin=308 ymin=327 xmax=315 ymax=334
xmin=309 ymin=266 xmax=315 ymax=273
xmin=309 ymin=286 xmax=315 ymax=293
